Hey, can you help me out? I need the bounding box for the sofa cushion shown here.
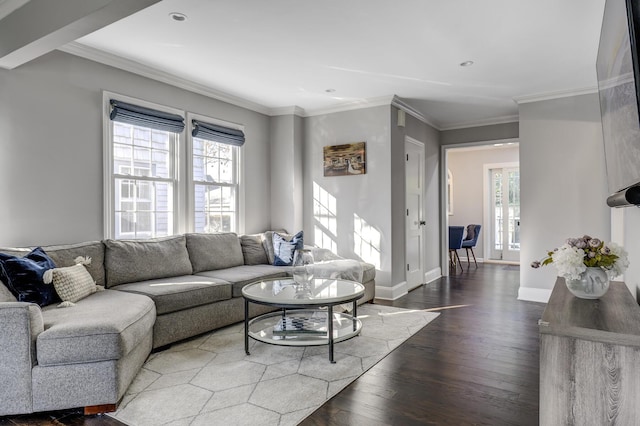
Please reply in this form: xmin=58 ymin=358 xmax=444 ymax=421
xmin=0 ymin=247 xmax=58 ymax=307
xmin=42 ymin=241 xmax=106 ymax=287
xmin=37 ymin=290 xmax=155 ymax=366
xmin=0 ymin=242 xmax=106 ymax=287
xmin=239 ymin=234 xmax=269 ymax=265
xmin=361 ymin=262 xmax=376 ymax=283
xmin=104 ymin=236 xmax=193 ymax=288
xmin=195 ymin=265 xmax=288 ymax=298
xmin=113 ymin=275 xmax=232 ymax=315
xmin=186 ymin=233 xmax=244 ymax=273
xmin=0 ymin=280 xmax=16 ymax=302
xmin=273 ymin=231 xmax=303 ymax=266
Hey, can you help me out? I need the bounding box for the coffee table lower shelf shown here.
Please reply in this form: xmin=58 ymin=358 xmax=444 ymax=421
xmin=246 ymin=309 xmax=362 ymax=362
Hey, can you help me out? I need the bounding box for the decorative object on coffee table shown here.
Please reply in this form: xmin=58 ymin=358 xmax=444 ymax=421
xmin=292 ymin=248 xmax=314 ymax=284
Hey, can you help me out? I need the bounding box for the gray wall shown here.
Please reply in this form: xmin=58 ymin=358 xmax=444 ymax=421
xmin=441 ymin=122 xmax=519 ymax=145
xmin=622 ymin=208 xmax=640 ymax=298
xmin=0 ymin=50 xmax=271 ymax=246
xmin=390 ymin=107 xmax=441 ymax=286
xmin=447 ymin=146 xmax=519 ymax=260
xmin=518 ymin=93 xmax=610 ymax=300
xmin=269 ymin=114 xmax=303 ymax=233
xmin=303 ymin=106 xmax=393 ymax=287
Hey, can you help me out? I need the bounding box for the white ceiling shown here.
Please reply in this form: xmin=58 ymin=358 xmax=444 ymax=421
xmin=70 ymin=0 xmax=606 ymax=130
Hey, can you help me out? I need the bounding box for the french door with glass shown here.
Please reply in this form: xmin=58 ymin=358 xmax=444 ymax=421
xmin=489 ymin=167 xmax=520 ymax=262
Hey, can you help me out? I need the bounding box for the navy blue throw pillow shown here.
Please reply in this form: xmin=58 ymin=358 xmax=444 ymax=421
xmin=273 ymin=231 xmax=304 ymax=266
xmin=0 ymin=247 xmax=58 ymax=306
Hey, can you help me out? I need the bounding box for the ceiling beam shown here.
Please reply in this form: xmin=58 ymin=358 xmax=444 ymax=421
xmin=0 ymin=0 xmax=161 ymax=69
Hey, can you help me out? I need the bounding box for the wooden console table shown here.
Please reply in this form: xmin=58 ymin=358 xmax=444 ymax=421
xmin=539 ymin=279 xmax=640 ymax=425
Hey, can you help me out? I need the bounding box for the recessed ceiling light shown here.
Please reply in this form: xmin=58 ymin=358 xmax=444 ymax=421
xmin=169 ymin=12 xmax=187 ymax=22
xmin=460 ymin=61 xmax=474 ymax=67
xmin=493 ymin=143 xmax=504 ymax=146
xmin=325 ymin=88 xmax=336 ymax=93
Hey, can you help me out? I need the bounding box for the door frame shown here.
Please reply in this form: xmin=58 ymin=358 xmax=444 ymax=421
xmin=483 ymin=161 xmax=520 ymax=262
xmin=405 ymin=136 xmax=425 ymax=290
xmin=440 ymin=138 xmax=519 ymax=276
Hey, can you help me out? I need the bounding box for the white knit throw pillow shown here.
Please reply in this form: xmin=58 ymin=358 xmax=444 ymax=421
xmin=45 ymin=261 xmax=101 ymax=307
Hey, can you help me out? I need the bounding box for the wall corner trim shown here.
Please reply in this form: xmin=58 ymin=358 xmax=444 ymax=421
xmin=375 ymin=281 xmax=408 ymax=301
xmin=424 ymin=267 xmax=442 ymax=284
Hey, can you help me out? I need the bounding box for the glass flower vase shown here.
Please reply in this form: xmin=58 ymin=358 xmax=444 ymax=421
xmin=565 ymin=267 xmax=610 ymax=299
xmin=292 ymin=249 xmax=314 ymax=285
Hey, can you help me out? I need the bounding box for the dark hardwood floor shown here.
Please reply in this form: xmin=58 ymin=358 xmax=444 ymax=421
xmin=302 ymin=263 xmax=544 ymax=426
xmin=1 ymin=263 xmax=544 ymax=426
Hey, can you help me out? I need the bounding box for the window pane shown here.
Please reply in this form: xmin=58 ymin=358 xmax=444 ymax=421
xmin=152 ymin=151 xmax=170 ymax=178
xmin=134 ymin=147 xmax=150 ymax=162
xmin=219 ymin=159 xmax=233 ymax=184
xmin=133 ymin=128 xmax=151 ymax=146
xmin=113 ymin=178 xmax=174 ymax=239
xmin=191 ymin=132 xmax=238 ymax=233
xmin=152 ymin=131 xmax=169 ymax=150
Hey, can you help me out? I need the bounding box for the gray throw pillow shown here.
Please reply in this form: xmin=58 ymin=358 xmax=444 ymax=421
xmin=240 ymin=234 xmax=269 ymax=265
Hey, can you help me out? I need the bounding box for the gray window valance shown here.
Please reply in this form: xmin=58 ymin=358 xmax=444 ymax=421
xmin=192 ymin=120 xmax=245 ymax=146
xmin=109 ymin=99 xmax=185 ymax=133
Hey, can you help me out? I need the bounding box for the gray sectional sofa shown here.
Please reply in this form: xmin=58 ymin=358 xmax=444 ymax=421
xmin=0 ymin=232 xmax=376 ymax=416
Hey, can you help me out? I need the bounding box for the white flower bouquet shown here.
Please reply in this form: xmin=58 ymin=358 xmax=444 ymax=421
xmin=531 ymin=235 xmax=629 ymax=280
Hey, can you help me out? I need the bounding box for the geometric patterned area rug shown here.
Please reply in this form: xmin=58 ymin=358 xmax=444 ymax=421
xmin=108 ymin=305 xmax=440 ymax=426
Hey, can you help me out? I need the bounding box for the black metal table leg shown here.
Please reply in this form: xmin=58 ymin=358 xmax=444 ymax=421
xmin=328 ymin=305 xmax=335 ymax=363
xmin=353 ymin=300 xmax=357 ymax=332
xmin=244 ymin=298 xmax=250 ymax=355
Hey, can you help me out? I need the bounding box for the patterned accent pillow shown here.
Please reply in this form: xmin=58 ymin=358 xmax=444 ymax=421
xmin=273 ymin=231 xmax=304 ymax=266
xmin=49 ymin=264 xmax=98 ymax=306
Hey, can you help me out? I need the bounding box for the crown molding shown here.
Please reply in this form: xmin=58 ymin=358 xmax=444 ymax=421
xmin=513 ymin=86 xmax=598 ymax=104
xmin=391 ymin=96 xmax=441 ymax=130
xmin=270 ymin=105 xmax=306 ymax=117
xmin=303 ymin=95 xmax=396 ymax=117
xmin=0 ymin=0 xmax=28 ymax=20
xmin=440 ymin=115 xmax=520 ymax=131
xmin=58 ymin=42 xmax=272 ymax=116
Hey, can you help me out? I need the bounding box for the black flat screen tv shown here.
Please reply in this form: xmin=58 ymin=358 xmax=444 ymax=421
xmin=597 ymin=0 xmax=640 ymax=199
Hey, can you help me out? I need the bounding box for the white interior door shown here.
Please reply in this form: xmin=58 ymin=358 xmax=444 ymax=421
xmin=405 ymin=138 xmax=425 ymax=290
xmin=489 ymin=166 xmax=520 ymax=262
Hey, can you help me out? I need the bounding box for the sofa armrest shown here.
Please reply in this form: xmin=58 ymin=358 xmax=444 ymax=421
xmin=0 ymin=302 xmax=44 ymax=415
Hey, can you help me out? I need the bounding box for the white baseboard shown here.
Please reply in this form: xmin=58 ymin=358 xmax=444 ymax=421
xmin=424 ymin=267 xmax=441 ymax=284
xmin=518 ymin=286 xmax=551 ymax=303
xmin=458 ymin=256 xmax=484 ymax=263
xmin=375 ymin=281 xmax=408 ymax=300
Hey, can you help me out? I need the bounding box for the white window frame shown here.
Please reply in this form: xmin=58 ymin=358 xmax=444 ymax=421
xmin=186 ymin=112 xmax=244 ymax=234
xmin=103 ymin=92 xmax=182 ymax=239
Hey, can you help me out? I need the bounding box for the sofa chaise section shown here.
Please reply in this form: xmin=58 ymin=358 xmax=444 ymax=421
xmin=0 ymin=286 xmax=155 ymax=415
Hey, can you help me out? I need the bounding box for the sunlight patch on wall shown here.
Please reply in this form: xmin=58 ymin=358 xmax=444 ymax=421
xmin=313 ymin=182 xmax=337 ymax=252
xmin=354 ymin=213 xmax=381 ymax=268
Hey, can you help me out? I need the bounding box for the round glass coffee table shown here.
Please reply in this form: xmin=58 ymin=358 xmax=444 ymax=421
xmin=242 ymin=277 xmax=365 ymax=363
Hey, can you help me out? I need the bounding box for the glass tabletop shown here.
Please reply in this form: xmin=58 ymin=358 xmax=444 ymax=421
xmin=242 ymin=277 xmax=365 ymax=305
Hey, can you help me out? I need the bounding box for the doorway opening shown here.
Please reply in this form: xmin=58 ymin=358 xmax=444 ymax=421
xmin=440 ymin=140 xmax=520 ymax=276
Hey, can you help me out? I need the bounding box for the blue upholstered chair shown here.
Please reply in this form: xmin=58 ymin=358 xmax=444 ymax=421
xmin=449 ymin=226 xmax=465 ymax=272
xmin=462 ymin=224 xmax=482 ymax=267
